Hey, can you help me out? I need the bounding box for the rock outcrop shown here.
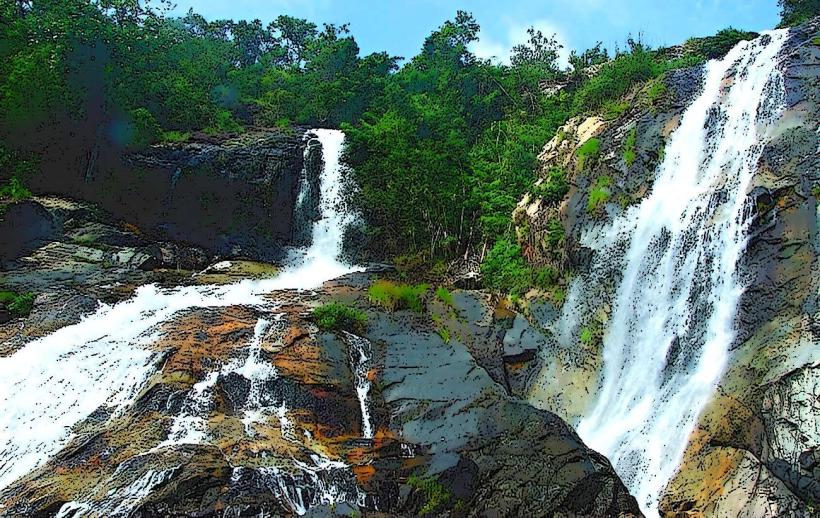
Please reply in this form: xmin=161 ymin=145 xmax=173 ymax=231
xmin=0 ymin=263 xmax=641 ymax=516
xmin=27 ymin=128 xmax=317 ymax=261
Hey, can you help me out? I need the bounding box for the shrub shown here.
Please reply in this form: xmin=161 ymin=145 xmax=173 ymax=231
xmin=535 ymin=167 xmax=569 ymax=204
xmin=572 ymin=46 xmax=657 ymax=114
xmin=644 ymin=80 xmax=668 ymax=113
xmin=545 ymin=216 xmax=565 ymax=248
xmin=533 ymin=266 xmax=559 ymax=290
xmin=368 ymin=280 xmax=429 ymax=312
xmin=0 ymin=291 xmax=35 ymax=318
xmin=579 ymin=326 xmax=595 ymax=345
xmin=0 ymin=177 xmax=32 ymax=201
xmin=204 ymin=109 xmax=244 ymax=135
xmin=777 ymin=0 xmax=819 ymax=27
xmin=129 ymin=107 xmax=162 ymax=148
xmin=312 ymin=303 xmax=368 ymax=334
xmin=602 ymin=100 xmax=630 ymax=121
xmin=685 ymin=28 xmax=758 ymax=60
xmin=480 ymin=239 xmax=531 ymax=296
xmin=576 ymin=138 xmax=601 ymax=171
xmin=434 ymin=286 xmax=455 ymax=309
xmin=407 ymin=475 xmax=452 ymax=515
xmin=162 ymin=130 xmax=190 ymax=143
xmin=587 ymin=176 xmax=612 ymax=212
xmin=623 ymin=127 xmax=638 ymax=167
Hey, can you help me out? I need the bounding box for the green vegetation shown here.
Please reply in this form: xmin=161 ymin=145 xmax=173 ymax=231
xmin=534 ymin=167 xmax=569 ymax=204
xmin=644 ymin=79 xmax=668 ymax=113
xmin=368 ymin=280 xmax=429 ymax=312
xmin=778 ymin=0 xmax=820 ymax=26
xmin=623 ymin=127 xmax=638 ymax=167
xmin=162 ymin=131 xmax=191 ymax=143
xmin=685 ymin=28 xmax=759 ymax=59
xmin=579 ymin=321 xmax=604 ymax=347
xmin=587 ymin=176 xmax=612 ymax=213
xmin=434 ymin=286 xmax=455 ymax=309
xmin=0 ymin=177 xmax=32 ymax=201
xmin=312 ymin=303 xmax=368 ymax=334
xmin=576 ymin=138 xmax=601 ymax=171
xmin=481 ymin=239 xmax=533 ymax=296
xmin=407 ymin=474 xmax=452 ymax=515
xmin=0 ymin=291 xmax=35 ymax=319
xmin=603 ymin=100 xmax=630 ymax=121
xmin=0 ymin=3 xmax=769 ymax=298
xmin=545 ymin=216 xmax=566 ymax=247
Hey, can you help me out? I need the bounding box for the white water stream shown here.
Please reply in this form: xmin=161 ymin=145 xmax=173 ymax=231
xmin=0 ymin=129 xmax=361 ymax=496
xmin=343 ymin=331 xmax=375 ymax=439
xmin=573 ymin=31 xmax=788 ymax=515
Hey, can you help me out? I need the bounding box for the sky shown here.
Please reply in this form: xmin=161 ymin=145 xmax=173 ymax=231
xmin=167 ymin=0 xmax=781 ymax=67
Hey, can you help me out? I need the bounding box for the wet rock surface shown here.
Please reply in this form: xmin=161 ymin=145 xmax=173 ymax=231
xmin=660 ymin=21 xmax=820 ymax=516
xmin=0 ymin=263 xmax=640 ymax=516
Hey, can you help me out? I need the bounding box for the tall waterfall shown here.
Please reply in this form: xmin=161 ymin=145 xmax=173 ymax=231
xmin=0 ymin=129 xmax=359 ymax=492
xmin=574 ymin=31 xmax=787 ymax=515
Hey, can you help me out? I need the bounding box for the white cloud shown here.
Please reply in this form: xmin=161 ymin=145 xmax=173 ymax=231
xmin=471 ymin=19 xmax=571 ymax=69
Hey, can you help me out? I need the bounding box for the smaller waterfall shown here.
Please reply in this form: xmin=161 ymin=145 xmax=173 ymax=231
xmin=0 ymin=129 xmax=360 ymax=492
xmin=158 ymin=317 xmax=288 ymax=447
xmin=343 ymin=332 xmax=375 ymax=439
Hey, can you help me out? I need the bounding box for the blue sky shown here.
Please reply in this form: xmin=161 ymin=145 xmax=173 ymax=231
xmin=168 ymin=0 xmax=781 ymax=66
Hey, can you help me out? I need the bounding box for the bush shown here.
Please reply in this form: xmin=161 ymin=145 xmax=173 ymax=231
xmin=535 ymin=167 xmax=569 ymax=204
xmin=129 ymin=108 xmax=162 ymax=149
xmin=623 ymin=127 xmax=638 ymax=167
xmin=587 ymin=176 xmax=612 ymax=212
xmin=162 ymin=131 xmax=190 ymax=143
xmin=368 ymin=280 xmax=429 ymax=312
xmin=644 ymin=80 xmax=668 ymax=112
xmin=576 ymin=138 xmax=601 ymax=171
xmin=204 ymin=109 xmax=244 ymax=135
xmin=686 ymin=28 xmax=758 ymax=59
xmin=312 ymin=303 xmax=368 ymax=334
xmin=572 ymin=46 xmax=657 ymax=114
xmin=545 ymin=216 xmax=565 ymax=247
xmin=0 ymin=291 xmax=35 ymax=318
xmin=434 ymin=286 xmax=455 ymax=308
xmin=533 ymin=266 xmax=559 ymax=290
xmin=407 ymin=475 xmax=452 ymax=516
xmin=602 ymin=100 xmax=630 ymax=121
xmin=0 ymin=177 xmax=32 ymax=201
xmin=778 ymin=0 xmax=819 ymax=27
xmin=480 ymin=239 xmax=531 ymax=296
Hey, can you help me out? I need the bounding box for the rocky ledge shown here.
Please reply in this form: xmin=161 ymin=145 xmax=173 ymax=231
xmin=0 ymin=255 xmax=640 ymax=516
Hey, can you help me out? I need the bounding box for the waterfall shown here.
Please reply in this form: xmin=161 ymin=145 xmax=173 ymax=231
xmin=0 ymin=129 xmax=360 ymax=492
xmin=343 ymin=332 xmax=375 ymax=439
xmin=572 ymin=31 xmax=787 ymax=515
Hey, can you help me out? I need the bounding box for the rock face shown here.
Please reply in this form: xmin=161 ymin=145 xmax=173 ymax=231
xmin=516 ymin=19 xmax=820 ymax=516
xmin=660 ymin=20 xmax=820 ymax=516
xmin=0 ymin=266 xmax=640 ymax=517
xmin=28 ymin=128 xmax=316 ymax=261
xmin=0 ymin=195 xmax=211 ymax=356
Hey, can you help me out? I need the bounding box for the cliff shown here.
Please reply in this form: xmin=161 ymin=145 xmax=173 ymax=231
xmin=516 ymin=19 xmax=820 ymax=515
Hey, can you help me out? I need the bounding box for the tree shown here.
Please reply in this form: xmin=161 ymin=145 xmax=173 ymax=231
xmin=569 ymin=42 xmax=609 ymax=75
xmin=510 ymin=27 xmax=563 ymax=73
xmin=778 ymin=0 xmax=820 ymax=26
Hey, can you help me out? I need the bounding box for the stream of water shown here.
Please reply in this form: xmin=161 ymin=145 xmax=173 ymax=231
xmin=0 ymin=129 xmax=361 ymax=501
xmin=574 ymin=30 xmax=788 ymax=515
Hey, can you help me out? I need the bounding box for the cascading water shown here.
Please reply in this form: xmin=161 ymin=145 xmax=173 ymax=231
xmin=343 ymin=332 xmax=375 ymax=439
xmin=0 ymin=129 xmax=361 ymax=494
xmin=571 ymin=31 xmax=787 ymax=515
